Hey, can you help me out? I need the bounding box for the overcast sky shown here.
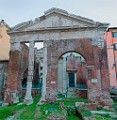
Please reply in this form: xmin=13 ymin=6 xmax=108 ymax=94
xmin=0 ymin=0 xmax=116 ymax=27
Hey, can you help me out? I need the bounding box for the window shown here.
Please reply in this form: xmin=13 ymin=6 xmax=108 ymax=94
xmin=40 ymin=66 xmax=43 ymax=70
xmin=0 ymin=64 xmax=3 ymax=69
xmin=113 ymin=32 xmax=117 ymax=38
xmin=40 ymin=73 xmax=43 ymax=76
xmin=114 ymin=44 xmax=117 ymax=50
xmin=116 ymin=73 xmax=117 ymax=80
xmin=68 ymin=73 xmax=75 ymax=87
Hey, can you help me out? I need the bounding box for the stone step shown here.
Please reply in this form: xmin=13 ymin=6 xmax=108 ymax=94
xmin=67 ymin=94 xmax=77 ymax=98
xmin=91 ymin=111 xmax=117 ymax=119
xmin=67 ymin=88 xmax=78 ymax=98
xmin=68 ymin=88 xmax=77 ymax=92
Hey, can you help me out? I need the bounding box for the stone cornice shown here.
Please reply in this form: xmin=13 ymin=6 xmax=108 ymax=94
xmin=8 ymin=26 xmax=106 ymax=35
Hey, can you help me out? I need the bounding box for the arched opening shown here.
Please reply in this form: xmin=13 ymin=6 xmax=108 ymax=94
xmin=57 ymin=52 xmax=87 ymax=98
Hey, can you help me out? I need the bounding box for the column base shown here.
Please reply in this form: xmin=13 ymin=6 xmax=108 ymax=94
xmin=4 ymin=89 xmax=19 ymax=105
xmin=99 ymin=97 xmax=113 ymax=107
xmin=24 ymin=97 xmax=33 ymax=105
xmin=88 ymin=95 xmax=113 ymax=107
xmin=88 ymin=89 xmax=113 ymax=107
xmin=38 ymin=97 xmax=46 ymax=105
xmin=38 ymin=90 xmax=46 ymax=105
xmin=99 ymin=91 xmax=113 ymax=107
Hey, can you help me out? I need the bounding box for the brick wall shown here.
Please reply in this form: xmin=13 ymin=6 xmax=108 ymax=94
xmin=22 ymin=89 xmax=41 ymax=98
xmin=46 ymin=38 xmax=112 ymax=106
xmin=4 ymin=50 xmax=21 ymax=104
xmin=4 ymin=43 xmax=29 ymax=104
xmin=0 ymin=61 xmax=9 ymax=98
xmin=77 ymin=90 xmax=87 ymax=98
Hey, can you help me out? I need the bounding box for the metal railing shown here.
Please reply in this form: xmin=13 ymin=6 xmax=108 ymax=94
xmin=76 ymin=84 xmax=88 ymax=90
xmin=22 ymin=84 xmax=42 ymax=89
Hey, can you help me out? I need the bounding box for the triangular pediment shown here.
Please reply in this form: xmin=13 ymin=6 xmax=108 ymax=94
xmin=10 ymin=8 xmax=108 ymax=32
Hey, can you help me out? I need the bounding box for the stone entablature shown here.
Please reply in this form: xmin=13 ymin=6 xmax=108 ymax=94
xmin=9 ymin=28 xmax=104 ymax=45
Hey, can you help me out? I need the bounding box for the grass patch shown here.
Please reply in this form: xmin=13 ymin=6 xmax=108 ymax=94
xmin=0 ymin=104 xmax=26 ymax=119
xmin=37 ymin=97 xmax=88 ymax=120
xmin=95 ymin=114 xmax=116 ymax=120
xmin=114 ymin=102 xmax=117 ymax=111
xmin=38 ymin=103 xmax=60 ymax=119
xmin=68 ymin=115 xmax=80 ymax=120
xmin=4 ymin=96 xmax=116 ymax=120
xmin=18 ymin=96 xmax=40 ymax=119
xmin=59 ymin=97 xmax=88 ymax=106
xmin=48 ymin=109 xmax=67 ymax=117
xmin=57 ymin=94 xmax=65 ymax=98
xmin=18 ymin=105 xmax=36 ymax=119
xmin=0 ymin=96 xmax=40 ymax=120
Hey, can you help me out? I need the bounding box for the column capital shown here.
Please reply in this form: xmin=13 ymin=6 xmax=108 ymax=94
xmin=11 ymin=42 xmax=21 ymax=51
xmin=29 ymin=41 xmax=35 ymax=48
xmin=43 ymin=41 xmax=47 ymax=48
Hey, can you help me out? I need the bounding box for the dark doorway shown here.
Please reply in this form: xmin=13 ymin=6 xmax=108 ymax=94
xmin=69 ymin=73 xmax=75 ymax=87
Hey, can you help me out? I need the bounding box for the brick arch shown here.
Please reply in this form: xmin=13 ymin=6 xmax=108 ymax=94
xmin=57 ymin=51 xmax=88 ymax=97
xmin=48 ymin=38 xmax=96 ymax=66
xmin=46 ymin=38 xmax=113 ymax=107
xmin=58 ymin=51 xmax=87 ymax=63
xmin=46 ymin=38 xmax=95 ymax=95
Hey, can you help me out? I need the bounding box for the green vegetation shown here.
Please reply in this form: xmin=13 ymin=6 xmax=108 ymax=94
xmin=95 ymin=114 xmax=117 ymax=120
xmin=68 ymin=115 xmax=80 ymax=120
xmin=18 ymin=96 xmax=39 ymax=119
xmin=0 ymin=96 xmax=116 ymax=120
xmin=59 ymin=97 xmax=88 ymax=106
xmin=0 ymin=96 xmax=39 ymax=120
xmin=38 ymin=103 xmax=60 ymax=119
xmin=0 ymin=103 xmax=26 ymax=119
xmin=0 ymin=96 xmax=87 ymax=119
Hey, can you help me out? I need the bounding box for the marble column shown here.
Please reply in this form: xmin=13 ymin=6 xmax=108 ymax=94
xmin=24 ymin=41 xmax=35 ymax=105
xmin=38 ymin=41 xmax=47 ymax=104
xmin=63 ymin=57 xmax=67 ymax=93
xmin=58 ymin=58 xmax=63 ymax=93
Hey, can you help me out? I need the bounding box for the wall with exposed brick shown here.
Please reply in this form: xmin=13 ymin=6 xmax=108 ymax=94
xmin=4 ymin=50 xmax=21 ymax=104
xmin=77 ymin=90 xmax=87 ymax=98
xmin=4 ymin=8 xmax=111 ymax=106
xmin=22 ymin=88 xmax=41 ymax=97
xmin=0 ymin=61 xmax=9 ymax=98
xmin=66 ymin=55 xmax=87 ymax=97
xmin=4 ymin=43 xmax=29 ymax=104
xmin=46 ymin=38 xmax=112 ymax=106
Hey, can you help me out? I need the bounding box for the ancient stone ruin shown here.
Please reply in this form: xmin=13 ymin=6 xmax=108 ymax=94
xmin=4 ymin=8 xmax=113 ymax=106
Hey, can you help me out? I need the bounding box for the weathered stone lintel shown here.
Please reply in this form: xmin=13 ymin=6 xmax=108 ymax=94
xmin=10 ymin=28 xmax=99 ymax=43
